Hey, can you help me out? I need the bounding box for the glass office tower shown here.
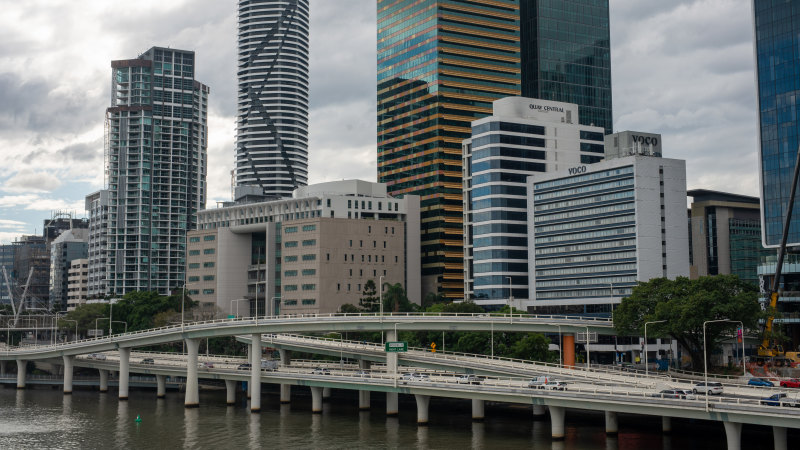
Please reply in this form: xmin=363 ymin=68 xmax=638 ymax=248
xmin=377 ymin=0 xmax=521 ymax=299
xmin=520 ymin=0 xmax=612 ymax=134
xmin=754 ymin=0 xmax=800 ymax=247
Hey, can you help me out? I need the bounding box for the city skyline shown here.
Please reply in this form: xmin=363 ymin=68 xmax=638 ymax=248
xmin=0 ymin=0 xmax=759 ymax=243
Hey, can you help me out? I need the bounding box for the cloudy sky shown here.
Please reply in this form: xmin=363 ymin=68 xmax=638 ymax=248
xmin=0 ymin=0 xmax=757 ymax=243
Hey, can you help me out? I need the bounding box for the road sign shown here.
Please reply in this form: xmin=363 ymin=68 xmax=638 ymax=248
xmin=385 ymin=341 xmax=408 ymax=352
xmin=430 ymin=342 xmax=437 ymax=353
xmin=88 ymin=329 xmax=103 ymax=337
xmin=228 ymin=314 xmax=236 ymax=319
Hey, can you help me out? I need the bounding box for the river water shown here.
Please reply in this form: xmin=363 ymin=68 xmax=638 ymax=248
xmin=0 ymin=386 xmax=787 ymax=449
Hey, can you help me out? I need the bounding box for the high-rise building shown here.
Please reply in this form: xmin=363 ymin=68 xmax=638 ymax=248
xmin=377 ymin=0 xmax=521 ymax=299
xmin=235 ymin=0 xmax=310 ymax=198
xmin=67 ymin=259 xmax=89 ymax=311
xmin=462 ymin=97 xmax=605 ymax=302
xmin=49 ymin=228 xmax=89 ymax=311
xmin=85 ymin=190 xmax=109 ymax=298
xmin=105 ymin=47 xmax=209 ymax=295
xmin=520 ymin=0 xmax=612 ymax=134
xmin=753 ymin=0 xmax=800 ymax=246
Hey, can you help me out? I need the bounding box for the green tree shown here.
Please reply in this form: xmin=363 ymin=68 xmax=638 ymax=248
xmin=613 ymin=275 xmax=762 ymax=370
xmin=359 ymin=279 xmax=378 ymax=310
xmin=382 ymin=283 xmax=416 ymax=312
xmin=338 ymin=303 xmax=362 ymax=314
xmin=508 ymin=334 xmax=557 ymax=363
xmin=60 ymin=303 xmax=108 ymax=336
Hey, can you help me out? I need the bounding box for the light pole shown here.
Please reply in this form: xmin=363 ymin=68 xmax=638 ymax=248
xmin=57 ymin=316 xmax=78 ymax=343
xmin=95 ymin=317 xmax=109 ymax=338
xmin=506 ymin=276 xmax=513 ymax=310
xmin=644 ymin=320 xmax=667 ymax=376
xmin=585 ymin=326 xmax=591 ymax=370
xmin=270 ymin=295 xmax=281 ymax=318
xmin=379 ymin=275 xmax=385 ymax=319
xmin=231 ymin=298 xmax=249 ymax=318
xmin=329 ymin=332 xmax=344 ymax=369
xmin=703 ymin=319 xmax=745 ymax=409
xmin=112 ymin=321 xmax=128 ymax=334
xmin=109 ymin=301 xmax=114 ymax=337
xmin=556 ymin=324 xmax=562 ymax=367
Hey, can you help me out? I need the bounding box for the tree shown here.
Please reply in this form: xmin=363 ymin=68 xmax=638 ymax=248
xmin=60 ymin=303 xmax=108 ymax=336
xmin=359 ymin=279 xmax=378 ymax=310
xmin=613 ymin=275 xmax=762 ymax=370
xmin=382 ymin=283 xmax=416 ymax=312
xmin=508 ymin=334 xmax=557 ymax=363
xmin=338 ymin=303 xmax=361 ymax=314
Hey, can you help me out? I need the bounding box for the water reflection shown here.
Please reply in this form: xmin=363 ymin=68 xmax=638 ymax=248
xmin=115 ymin=399 xmax=129 ymax=445
xmin=358 ymin=411 xmax=371 ymax=442
xmin=471 ymin=421 xmax=485 ymax=449
xmin=663 ymin=434 xmax=673 ymax=450
xmin=605 ymin=435 xmax=618 ymax=450
xmin=62 ymin=394 xmax=72 ymax=415
xmin=184 ymin=407 xmax=199 ymax=448
xmin=416 ymin=424 xmax=429 ymax=448
xmin=248 ymin=411 xmax=261 ymax=450
xmin=385 ymin=416 xmax=400 ymax=447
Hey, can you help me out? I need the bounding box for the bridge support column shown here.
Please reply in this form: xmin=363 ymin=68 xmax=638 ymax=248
xmin=549 ymin=406 xmax=566 ymax=440
xmin=99 ymin=369 xmax=109 ymax=393
xmin=156 ymin=375 xmax=166 ymax=398
xmin=662 ymin=417 xmax=671 ymax=434
xmin=16 ymin=360 xmax=27 ymax=389
xmin=358 ymin=359 xmax=371 ymax=370
xmin=323 ymin=387 xmax=331 ymax=401
xmin=532 ymin=404 xmax=546 ymax=419
xmin=311 ymin=387 xmax=323 ymax=413
xmin=563 ymin=334 xmax=575 ymax=367
xmin=279 ymin=349 xmax=291 ymax=366
xmin=250 ymin=333 xmax=261 ymax=413
xmin=280 ymin=384 xmax=291 ymax=404
xmin=225 ymin=380 xmax=236 ymax=406
xmin=723 ymin=421 xmax=742 ymax=450
xmin=386 ymin=392 xmax=398 ymax=416
xmin=185 ymin=338 xmax=200 ymax=407
xmin=359 ymin=390 xmax=370 ymax=410
xmin=773 ymin=426 xmax=787 ymax=450
xmin=415 ymin=394 xmax=430 ymax=425
xmin=62 ymin=356 xmax=74 ymax=395
xmin=1 ymin=360 xmax=6 ymax=375
xmin=118 ymin=348 xmax=130 ymax=400
xmin=386 ymin=330 xmax=398 ymax=376
xmin=471 ymin=399 xmax=484 ymax=421
xmin=605 ymin=411 xmax=618 ymax=435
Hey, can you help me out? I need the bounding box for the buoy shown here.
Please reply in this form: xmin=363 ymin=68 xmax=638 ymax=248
xmin=135 ymin=415 xmax=142 ymax=423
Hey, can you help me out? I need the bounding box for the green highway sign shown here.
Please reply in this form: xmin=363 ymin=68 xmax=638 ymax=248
xmin=385 ymin=341 xmax=408 ymax=353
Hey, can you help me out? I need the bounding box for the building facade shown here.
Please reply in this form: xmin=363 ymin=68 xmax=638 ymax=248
xmin=753 ymin=0 xmax=800 ymax=247
xmin=105 ymin=47 xmax=209 ymax=295
xmin=235 ymin=0 xmax=310 ymax=198
xmin=527 ymin=155 xmax=689 ymax=315
xmin=520 ymin=0 xmax=612 ymax=135
xmin=189 ymin=180 xmax=421 ymax=314
xmin=67 ymin=258 xmax=89 ymax=311
xmin=462 ymin=97 xmax=605 ymax=301
xmin=86 ymin=190 xmax=109 ymax=298
xmin=49 ymin=228 xmax=89 ymax=311
xmin=688 ymin=189 xmax=770 ymax=286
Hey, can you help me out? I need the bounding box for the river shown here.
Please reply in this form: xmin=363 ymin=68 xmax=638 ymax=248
xmin=0 ymin=386 xmax=786 ymax=449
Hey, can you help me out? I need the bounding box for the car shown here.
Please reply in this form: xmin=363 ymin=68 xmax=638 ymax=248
xmin=354 ymin=370 xmax=371 ymax=378
xmin=401 ymin=372 xmax=430 ymax=383
xmin=237 ymin=363 xmax=252 ymax=370
xmin=457 ymin=374 xmax=483 ymax=385
xmin=543 ymin=381 xmax=569 ymax=391
xmin=779 ymin=378 xmax=800 ymax=389
xmin=88 ymin=353 xmax=106 ymax=361
xmin=748 ymin=377 xmax=775 ymax=387
xmin=312 ymin=367 xmax=331 ymax=375
xmin=650 ymin=389 xmax=696 ymax=400
xmin=760 ymin=393 xmax=800 ymax=407
xmin=200 ymin=361 xmax=214 ymax=369
xmin=693 ymin=381 xmax=723 ymax=395
xmin=527 ymin=376 xmax=549 ymax=388
xmin=140 ymin=358 xmax=155 ymax=365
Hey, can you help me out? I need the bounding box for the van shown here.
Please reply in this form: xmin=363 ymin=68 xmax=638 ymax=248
xmin=527 ymin=376 xmax=548 ymax=388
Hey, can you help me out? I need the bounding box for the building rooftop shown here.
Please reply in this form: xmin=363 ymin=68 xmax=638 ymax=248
xmin=687 ymin=189 xmax=759 ymax=205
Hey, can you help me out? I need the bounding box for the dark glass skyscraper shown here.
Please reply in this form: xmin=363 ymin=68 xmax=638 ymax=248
xmin=753 ymin=0 xmax=800 ymax=247
xmin=377 ymin=0 xmax=521 ymax=299
xmin=236 ymin=0 xmax=310 ymax=198
xmin=520 ymin=0 xmax=612 ymax=134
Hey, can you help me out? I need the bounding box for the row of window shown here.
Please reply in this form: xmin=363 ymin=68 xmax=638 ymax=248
xmin=284 ymin=284 xmax=316 ymax=291
xmin=283 ymin=299 xmax=316 ymax=306
xmin=349 ymin=239 xmax=390 ymax=248
xmin=284 ymin=224 xmax=317 ymax=233
xmin=187 ymin=289 xmax=214 ymax=295
xmin=284 ymin=254 xmax=317 ymax=262
xmin=188 ymin=235 xmax=216 ymax=243
xmin=347 ymin=199 xmax=400 ymax=212
xmin=284 ymin=269 xmax=317 ymax=277
xmin=188 ymin=275 xmax=215 ymax=282
xmin=188 ymin=262 xmax=215 ymax=269
xmin=344 ymin=254 xmax=399 ymax=263
xmin=285 ymin=240 xmax=316 ymax=248
xmin=188 ymin=249 xmax=215 ymax=255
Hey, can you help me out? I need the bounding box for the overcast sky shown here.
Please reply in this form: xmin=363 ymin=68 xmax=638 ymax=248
xmin=0 ymin=0 xmax=757 ymax=243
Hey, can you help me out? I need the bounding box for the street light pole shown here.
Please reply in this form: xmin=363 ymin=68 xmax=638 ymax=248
xmin=506 ymin=276 xmax=512 ymax=310
xmin=585 ymin=326 xmax=591 ymax=370
xmin=644 ymin=320 xmax=667 ymax=376
xmin=270 ymin=295 xmax=281 ymax=317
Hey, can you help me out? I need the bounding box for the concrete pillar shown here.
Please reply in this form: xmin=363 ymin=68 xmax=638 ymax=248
xmin=323 ymin=387 xmax=331 ymax=401
xmin=415 ymin=394 xmax=430 ymax=425
xmin=1 ymin=360 xmax=6 ymax=375
xmin=185 ymin=338 xmax=200 ymax=407
xmin=386 ymin=330 xmax=398 ymax=377
xmin=359 ymin=359 xmax=371 ymax=370
xmin=156 ymin=374 xmax=166 ymax=398
xmin=723 ymin=421 xmax=742 ymax=450
xmin=605 ymin=411 xmax=618 ymax=435
xmin=563 ymin=334 xmax=575 ymax=367
xmin=532 ymin=404 xmax=546 ymax=420
xmin=311 ymin=386 xmax=323 ymax=413
xmin=359 ymin=390 xmax=371 ymax=410
xmin=471 ymin=399 xmax=484 ymax=421
xmin=662 ymin=417 xmax=672 ymax=434
xmin=99 ymin=369 xmax=109 ymax=393
xmin=279 ymin=349 xmax=291 ymax=366
xmin=773 ymin=426 xmax=787 ymax=450
xmin=225 ymin=380 xmax=236 ymax=406
xmin=118 ymin=348 xmax=130 ymax=400
xmin=280 ymin=384 xmax=291 ymax=404
xmin=62 ymin=356 xmax=74 ymax=395
xmin=16 ymin=360 xmax=27 ymax=389
xmin=549 ymin=406 xmax=566 ymax=440
xmin=386 ymin=392 xmax=398 ymax=416
xmin=250 ymin=333 xmax=261 ymax=413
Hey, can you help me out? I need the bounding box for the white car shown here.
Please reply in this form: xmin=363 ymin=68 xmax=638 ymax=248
xmin=542 ymin=380 xmax=568 ymax=391
xmin=527 ymin=376 xmax=549 ymax=388
xmin=693 ymin=382 xmax=723 ymax=395
xmin=457 ymin=374 xmax=483 ymax=385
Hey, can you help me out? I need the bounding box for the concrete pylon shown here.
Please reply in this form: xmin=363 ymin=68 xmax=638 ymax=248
xmin=773 ymin=426 xmax=787 ymax=450
xmin=16 ymin=360 xmax=27 ymax=389
xmin=386 ymin=330 xmax=398 ymax=376
xmin=549 ymin=406 xmax=566 ymax=440
xmin=605 ymin=411 xmax=618 ymax=435
xmin=185 ymin=338 xmax=200 ymax=408
xmin=156 ymin=374 xmax=166 ymax=399
xmin=99 ymin=369 xmax=109 ymax=393
xmin=118 ymin=348 xmax=130 ymax=400
xmin=225 ymin=380 xmax=236 ymax=406
xmin=532 ymin=404 xmax=546 ymax=419
xmin=280 ymin=384 xmax=291 ymax=404
xmin=723 ymin=422 xmax=742 ymax=450
xmin=415 ymin=394 xmax=430 ymax=425
xmin=359 ymin=390 xmax=371 ymax=410
xmin=472 ymin=399 xmax=484 ymax=421
xmin=311 ymin=387 xmax=324 ymax=413
xmin=250 ymin=333 xmax=261 ymax=413
xmin=662 ymin=416 xmax=671 ymax=434
xmin=62 ymin=356 xmax=74 ymax=395
xmin=1 ymin=360 xmax=7 ymax=375
xmin=563 ymin=334 xmax=575 ymax=367
xmin=386 ymin=392 xmax=398 ymax=416
xmin=323 ymin=387 xmax=331 ymax=401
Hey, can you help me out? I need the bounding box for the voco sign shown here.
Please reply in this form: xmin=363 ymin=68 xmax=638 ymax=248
xmin=632 ymin=135 xmax=658 ymax=146
xmin=568 ymin=166 xmax=587 ymax=175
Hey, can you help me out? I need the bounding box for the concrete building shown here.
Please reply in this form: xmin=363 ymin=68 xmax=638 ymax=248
xmin=604 ymin=131 xmax=662 ymax=160
xmin=105 ymin=47 xmax=209 ymax=295
xmin=527 ymin=155 xmax=689 ymax=316
xmin=49 ymin=228 xmax=89 ymax=311
xmin=189 ymin=180 xmax=421 ymax=315
xmin=463 ymin=97 xmax=606 ymax=302
xmin=67 ymin=259 xmax=89 ymax=311
xmin=85 ymin=190 xmax=109 ymax=299
xmin=235 ymin=0 xmax=309 ymax=198
xmin=688 ymin=189 xmax=769 ymax=286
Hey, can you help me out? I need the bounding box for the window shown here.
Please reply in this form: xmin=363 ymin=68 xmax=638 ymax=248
xmin=203 ymin=235 xmax=216 ymax=241
xmin=188 ymin=276 xmax=200 ymax=282
xmin=373 ymin=241 xmax=376 ymax=247
xmin=391 ymin=227 xmax=395 ymax=234
xmin=285 ymin=241 xmax=298 ymax=248
xmin=203 ymin=248 xmax=215 ymax=255
xmin=203 ymin=262 xmax=215 ymax=268
xmin=188 ymin=290 xmax=199 ymax=295
xmin=337 ymin=283 xmax=340 ymax=291
xmin=302 ymin=284 xmax=316 ymax=291
xmin=302 ymin=239 xmax=316 ymax=246
xmin=302 ymin=254 xmax=316 ymax=261
xmin=368 ymin=226 xmax=372 ymax=233
xmin=349 ymin=240 xmax=353 ymax=247
xmin=189 ymin=250 xmax=200 ymax=256
xmin=203 ymin=275 xmax=214 ymax=281
xmin=347 ymin=284 xmax=351 ymax=291
xmin=285 ymin=255 xmax=298 ymax=262
xmin=284 ymin=226 xmax=298 ymax=233
xmin=189 ymin=237 xmax=200 ymax=243
xmin=284 ymin=270 xmax=298 ymax=277
xmin=360 ymin=240 xmax=363 ymax=247
xmin=284 ymin=285 xmax=298 ymax=291
xmin=202 ymin=289 xmax=214 ymax=295
xmin=395 ymin=256 xmax=398 ymax=263
xmin=326 ymin=253 xmax=330 ymax=261
xmin=349 ymin=269 xmax=353 ymax=276
xmin=302 ymin=299 xmax=316 ymax=305
xmin=302 ymin=269 xmax=316 ymax=276
xmin=344 ymin=254 xmax=348 ymax=261
xmin=302 ymin=225 xmax=316 ymax=232
xmin=284 ymin=299 xmax=298 ymax=306
xmin=188 ymin=263 xmax=200 ymax=269
xmin=359 ymin=269 xmax=363 ymax=276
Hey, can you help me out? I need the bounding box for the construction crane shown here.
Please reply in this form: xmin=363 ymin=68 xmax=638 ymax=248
xmin=2 ymin=266 xmax=34 ymax=328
